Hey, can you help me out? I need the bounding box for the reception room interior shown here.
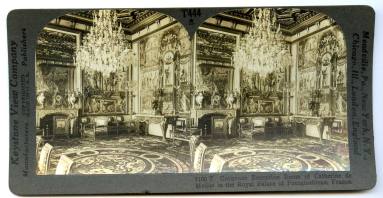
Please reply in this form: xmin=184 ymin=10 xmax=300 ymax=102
xmin=35 ymin=8 xmax=349 ymax=175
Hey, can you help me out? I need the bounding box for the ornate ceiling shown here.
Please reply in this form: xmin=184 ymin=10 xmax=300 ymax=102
xmin=48 ymin=8 xmax=327 ymax=36
xmin=212 ymin=8 xmax=327 ymax=35
xmin=52 ymin=9 xmax=167 ymax=34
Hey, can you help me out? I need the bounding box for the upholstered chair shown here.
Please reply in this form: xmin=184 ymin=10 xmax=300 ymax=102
xmin=55 ymin=155 xmax=74 ymax=175
xmin=79 ymin=117 xmax=91 ymax=138
xmin=193 ymin=143 xmax=207 ymax=173
xmin=35 ymin=135 xmax=44 ymax=163
xmin=208 ymin=154 xmax=226 ymax=173
xmin=189 ymin=135 xmax=200 ymax=164
xmin=37 ymin=143 xmax=53 ymax=175
xmin=92 ymin=116 xmax=111 ymax=140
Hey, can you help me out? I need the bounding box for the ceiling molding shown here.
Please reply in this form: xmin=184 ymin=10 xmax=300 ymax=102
xmin=128 ymin=13 xmax=167 ymax=33
xmin=46 ymin=8 xmax=328 ymax=37
xmin=213 ymin=8 xmax=327 ymax=36
xmin=60 ymin=10 xmax=166 ymax=35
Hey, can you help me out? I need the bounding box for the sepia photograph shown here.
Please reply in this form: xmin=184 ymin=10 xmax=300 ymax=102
xmin=34 ymin=8 xmax=349 ymax=175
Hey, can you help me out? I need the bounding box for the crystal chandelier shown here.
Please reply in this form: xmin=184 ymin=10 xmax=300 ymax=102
xmin=233 ymin=8 xmax=291 ymax=78
xmin=75 ymin=10 xmax=131 ymax=74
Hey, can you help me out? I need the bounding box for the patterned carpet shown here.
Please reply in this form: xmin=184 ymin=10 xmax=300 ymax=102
xmin=46 ymin=135 xmax=190 ymax=174
xmin=42 ymin=134 xmax=349 ymax=174
xmin=65 ymin=148 xmax=188 ymax=174
xmin=202 ymin=138 xmax=349 ymax=172
xmin=211 ymin=149 xmax=343 ymax=172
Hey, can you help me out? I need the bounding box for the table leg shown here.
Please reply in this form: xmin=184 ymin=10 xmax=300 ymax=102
xmin=162 ymin=119 xmax=169 ymax=142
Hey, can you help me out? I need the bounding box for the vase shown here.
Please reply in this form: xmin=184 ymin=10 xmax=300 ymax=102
xmin=68 ymin=93 xmax=77 ymax=109
xmin=195 ymin=92 xmax=204 ymax=109
xmin=37 ymin=92 xmax=45 ymax=108
xmin=226 ymin=93 xmax=235 ymax=109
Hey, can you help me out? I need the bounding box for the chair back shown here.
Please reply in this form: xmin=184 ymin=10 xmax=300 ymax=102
xmin=193 ymin=143 xmax=207 ymax=172
xmin=252 ymin=118 xmax=265 ymax=128
xmin=55 ymin=155 xmax=74 ymax=175
xmin=35 ymin=135 xmax=44 ymax=160
xmin=175 ymin=118 xmax=186 ymax=129
xmin=94 ymin=117 xmax=110 ymax=127
xmin=189 ymin=135 xmax=200 ymax=164
xmin=209 ymin=154 xmax=226 ymax=173
xmin=37 ymin=143 xmax=53 ymax=175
